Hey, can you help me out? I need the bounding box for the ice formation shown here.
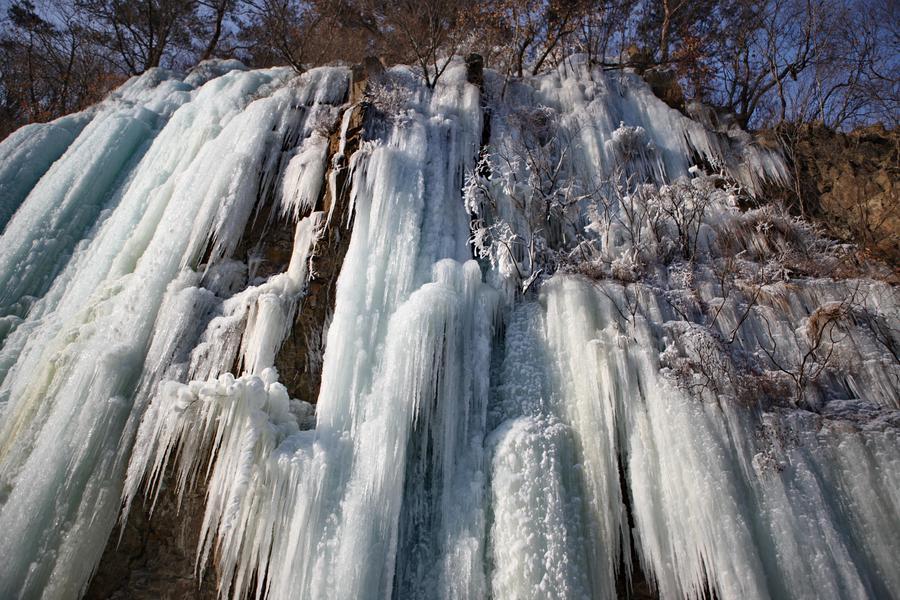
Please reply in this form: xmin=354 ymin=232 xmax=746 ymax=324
xmin=0 ymin=54 xmax=896 ymax=600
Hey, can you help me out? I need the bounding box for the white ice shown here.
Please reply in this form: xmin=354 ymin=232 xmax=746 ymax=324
xmin=0 ymin=53 xmax=896 ymax=600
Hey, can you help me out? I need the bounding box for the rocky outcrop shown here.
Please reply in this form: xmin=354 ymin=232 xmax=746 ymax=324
xmin=85 ymin=473 xmax=217 ymax=600
xmin=622 ymin=45 xmax=685 ymax=113
xmin=642 ymin=66 xmax=685 ymax=113
xmin=768 ymin=123 xmax=899 ymax=264
xmin=274 ymin=102 xmax=368 ymax=403
xmin=633 ymin=63 xmax=896 ymax=262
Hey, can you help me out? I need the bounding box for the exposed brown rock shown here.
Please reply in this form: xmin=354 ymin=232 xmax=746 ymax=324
xmin=623 ymin=44 xmax=654 ymax=75
xmin=273 ymin=102 xmax=367 ymax=404
xmin=616 ymin=571 xmax=660 ymax=600
xmin=767 ymin=123 xmax=899 ymax=264
xmin=642 ymin=67 xmax=685 ymax=113
xmin=85 ymin=474 xmax=217 ymax=600
xmin=619 ymin=45 xmax=685 ymax=114
xmin=465 ymin=53 xmax=484 ymax=89
xmin=235 ymin=207 xmax=297 ymax=282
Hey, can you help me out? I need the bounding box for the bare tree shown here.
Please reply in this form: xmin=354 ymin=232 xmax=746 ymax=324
xmin=369 ymin=0 xmax=469 ymax=88
xmin=75 ymin=0 xmax=197 ymax=74
xmin=238 ymin=0 xmax=315 ymax=71
xmin=635 ymin=0 xmax=724 ymax=66
xmin=196 ymin=0 xmax=236 ymax=61
xmin=796 ymin=0 xmax=899 ymax=129
xmin=238 ymin=0 xmax=382 ymax=71
xmin=0 ymin=1 xmax=113 ymax=135
xmin=470 ymin=0 xmax=595 ymax=85
xmin=466 ymin=106 xmax=595 ymax=291
xmin=573 ymin=0 xmax=637 ymax=68
xmin=655 ymin=0 xmax=688 ymax=64
xmin=701 ymin=0 xmax=815 ymax=127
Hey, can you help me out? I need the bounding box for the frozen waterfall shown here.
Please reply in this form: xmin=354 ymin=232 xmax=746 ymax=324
xmin=0 ymin=55 xmax=897 ymax=600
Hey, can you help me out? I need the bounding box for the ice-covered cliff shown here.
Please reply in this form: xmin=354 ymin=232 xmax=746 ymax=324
xmin=0 ymin=55 xmax=897 ymax=600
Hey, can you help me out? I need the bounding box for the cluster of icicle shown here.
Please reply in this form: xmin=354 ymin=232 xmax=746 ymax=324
xmin=0 ymin=54 xmax=896 ymax=600
xmin=0 ymin=59 xmax=349 ymax=597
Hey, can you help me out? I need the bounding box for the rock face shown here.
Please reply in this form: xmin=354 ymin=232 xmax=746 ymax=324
xmin=85 ymin=473 xmax=217 ymax=600
xmin=641 ymin=67 xmax=685 ymax=112
xmin=773 ymin=123 xmax=899 ymax=263
xmin=620 ymin=45 xmax=685 ymax=114
xmin=274 ymin=103 xmax=367 ymax=403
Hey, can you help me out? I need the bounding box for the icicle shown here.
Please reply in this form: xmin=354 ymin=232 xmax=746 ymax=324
xmin=280 ymin=135 xmax=330 ymax=220
xmin=0 ymin=65 xmax=348 ymax=599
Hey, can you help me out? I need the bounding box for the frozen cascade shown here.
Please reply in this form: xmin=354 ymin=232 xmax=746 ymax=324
xmin=0 ymin=53 xmax=896 ymax=600
xmin=0 ymin=61 xmax=351 ymax=598
xmin=541 ymin=277 xmax=900 ymax=599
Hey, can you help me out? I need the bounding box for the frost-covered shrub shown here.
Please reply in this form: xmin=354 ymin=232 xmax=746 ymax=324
xmin=660 ymin=322 xmax=734 ymax=400
xmin=465 ymin=108 xmax=587 ymax=293
xmin=365 ymin=73 xmax=413 ymax=120
xmin=754 ymin=291 xmax=865 ymax=409
xmin=716 ymin=203 xmax=841 ymax=277
xmin=466 ymin=162 xmax=732 ymax=291
xmin=506 ymin=105 xmax=559 ymax=147
xmin=846 ymin=298 xmax=900 ymax=363
xmin=609 ymin=248 xmax=644 ymax=282
xmin=605 ymin=122 xmax=661 ymax=180
xmin=606 ymin=123 xmax=654 ymax=159
xmin=652 ymin=177 xmax=715 ymax=261
xmin=660 ymin=320 xmax=792 ymax=409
